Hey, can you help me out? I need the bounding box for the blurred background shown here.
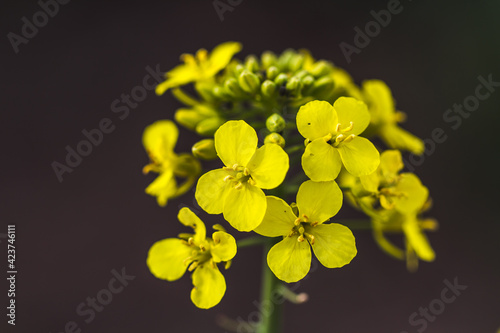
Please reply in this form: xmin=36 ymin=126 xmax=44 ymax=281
xmin=1 ymin=0 xmax=499 ymax=332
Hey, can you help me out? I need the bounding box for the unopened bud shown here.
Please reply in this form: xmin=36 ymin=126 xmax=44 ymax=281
xmin=266 ymin=66 xmax=280 ymax=80
xmin=196 ymin=117 xmax=225 ymax=136
xmin=174 ymin=154 xmax=201 ymax=177
xmin=238 ymin=70 xmax=261 ymax=94
xmin=224 ymin=77 xmax=243 ymax=97
xmin=286 ymin=76 xmax=302 ymax=96
xmin=264 ymin=133 xmax=286 ymax=148
xmin=245 ymin=56 xmax=260 ymax=72
xmin=261 ymin=80 xmax=277 ymax=97
xmin=309 ymin=76 xmax=334 ymax=99
xmin=274 ymin=73 xmax=288 ymax=86
xmin=266 ymin=113 xmax=286 ymax=132
xmin=192 ymin=139 xmax=217 ymax=160
xmin=309 ymin=61 xmax=333 ymax=77
xmin=261 ymin=51 xmax=277 ymax=68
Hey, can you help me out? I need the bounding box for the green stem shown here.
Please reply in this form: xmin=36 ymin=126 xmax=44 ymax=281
xmin=236 ymin=236 xmax=269 ymax=249
xmin=257 ymin=239 xmax=283 ymax=333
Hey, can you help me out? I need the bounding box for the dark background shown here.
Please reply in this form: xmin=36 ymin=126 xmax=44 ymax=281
xmin=1 ymin=0 xmax=499 ymax=332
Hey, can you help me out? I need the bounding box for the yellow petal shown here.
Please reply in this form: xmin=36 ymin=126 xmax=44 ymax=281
xmin=195 ymin=169 xmax=233 ymax=214
xmin=178 ymin=207 xmax=206 ymax=244
xmin=362 ymin=80 xmax=395 ymax=123
xmin=302 ymin=139 xmax=342 ymax=181
xmin=337 ymin=136 xmax=380 ymax=177
xmin=223 ymin=184 xmax=266 ymax=232
xmin=145 ymin=170 xmax=177 ymax=207
xmin=207 ymin=42 xmax=242 ymax=75
xmin=333 ymin=97 xmax=371 ymax=135
xmin=247 ymin=144 xmax=289 ymax=189
xmin=402 ymin=216 xmax=435 ymax=261
xmin=380 ymin=125 xmax=425 ymax=155
xmin=296 ymin=180 xmax=343 ymax=224
xmin=215 ymin=120 xmax=258 ymax=167
xmin=156 ymin=64 xmax=198 ymax=95
xmin=359 ymin=171 xmax=380 ymax=193
xmin=307 ymin=223 xmax=357 ymax=268
xmin=379 ymin=149 xmax=404 ymax=179
xmin=211 ymin=231 xmax=237 ymax=263
xmin=147 ymin=238 xmax=191 ymax=281
xmin=142 ymin=120 xmax=179 ymax=163
xmin=393 ymin=173 xmax=429 ymax=213
xmin=297 ymin=100 xmax=338 ymax=141
xmin=254 ymin=196 xmax=296 ymax=237
xmin=267 ymin=236 xmax=311 ymax=283
xmin=190 ymin=264 xmax=226 ymax=309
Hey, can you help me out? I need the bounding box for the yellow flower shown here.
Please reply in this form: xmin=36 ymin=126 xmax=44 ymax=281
xmin=358 ymin=150 xmax=428 ymax=213
xmin=362 ymin=80 xmax=424 ymax=155
xmin=143 ymin=120 xmax=201 ymax=206
xmin=147 ymin=208 xmax=237 ymax=309
xmin=156 ymin=42 xmax=242 ymax=95
xmin=254 ymin=180 xmax=357 ymax=283
xmin=371 ymin=204 xmax=437 ymax=272
xmin=195 ymin=120 xmax=289 ymax=232
xmin=297 ymin=98 xmax=380 ymax=181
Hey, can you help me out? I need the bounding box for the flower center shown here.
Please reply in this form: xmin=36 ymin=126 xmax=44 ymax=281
xmin=223 ymin=164 xmax=256 ymax=189
xmin=183 ymin=238 xmax=213 ymax=271
xmin=324 ymin=122 xmax=356 ymax=147
xmin=287 ymin=214 xmax=318 ymax=244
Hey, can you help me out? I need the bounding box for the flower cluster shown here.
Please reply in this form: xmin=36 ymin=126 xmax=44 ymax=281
xmin=142 ymin=42 xmax=437 ymax=308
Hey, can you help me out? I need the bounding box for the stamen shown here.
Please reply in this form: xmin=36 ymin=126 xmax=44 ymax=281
xmin=304 ymin=232 xmax=315 ymax=245
xmin=336 ymin=123 xmax=341 ymax=132
xmin=335 ymin=134 xmax=345 ymax=143
xmin=199 ymin=244 xmax=207 ymax=252
xmin=223 ymin=175 xmax=234 ymax=182
xmin=183 ymin=256 xmax=193 ymax=266
xmin=343 ymin=134 xmax=356 ymax=143
xmin=323 ymin=133 xmax=333 ymax=142
xmin=294 ymin=217 xmax=302 ymax=226
xmin=297 ymin=235 xmax=305 ymax=242
xmin=234 ymin=182 xmax=243 ymax=190
xmin=188 ymin=237 xmax=195 ymax=245
xmin=243 ymin=168 xmax=250 ymax=176
xmin=248 ymin=178 xmax=256 ymax=186
xmin=302 ymin=214 xmax=309 ymax=222
xmin=341 ymin=122 xmax=354 ymax=133
xmin=188 ymin=261 xmax=199 ymax=272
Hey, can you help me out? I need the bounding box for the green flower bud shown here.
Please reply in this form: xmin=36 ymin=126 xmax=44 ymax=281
xmin=266 ymin=113 xmax=286 ymax=132
xmin=238 ymin=70 xmax=261 ymax=94
xmin=261 ymin=51 xmax=277 ymax=68
xmin=174 ymin=109 xmax=204 ymax=130
xmin=294 ymin=70 xmax=309 ymax=79
xmin=309 ymin=76 xmax=334 ymax=99
xmin=174 ymin=105 xmax=217 ymax=130
xmin=288 ymin=54 xmax=305 ymax=72
xmin=234 ymin=64 xmax=245 ymax=76
xmin=224 ymin=77 xmax=243 ymax=98
xmin=194 ymin=82 xmax=215 ymax=102
xmin=309 ymin=61 xmax=333 ymax=77
xmin=264 ymin=133 xmax=286 ymax=148
xmin=192 ymin=139 xmax=217 ymax=160
xmin=196 ymin=117 xmax=225 ymax=136
xmin=174 ymin=154 xmax=201 ymax=178
xmin=286 ymin=76 xmax=302 ymax=96
xmin=301 ymin=75 xmax=315 ymax=90
xmin=245 ymin=56 xmax=260 ymax=72
xmin=261 ymin=80 xmax=277 ymax=98
xmin=274 ymin=73 xmax=288 ymax=86
xmin=266 ymin=66 xmax=280 ymax=80
xmin=277 ymin=49 xmax=296 ymax=71
xmin=213 ymin=85 xmax=233 ymax=100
